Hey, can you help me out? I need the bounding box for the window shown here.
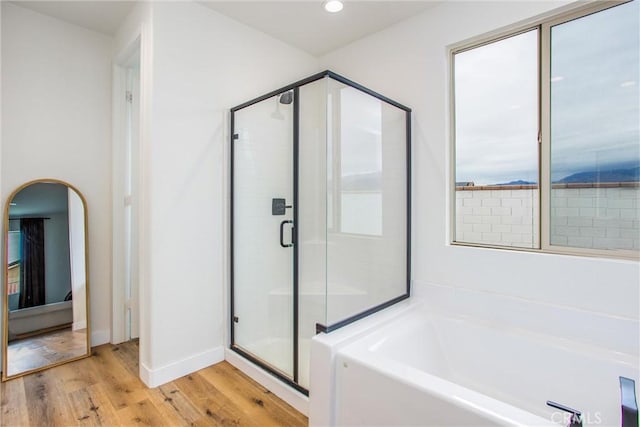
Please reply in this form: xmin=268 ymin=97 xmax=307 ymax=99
xmin=7 ymin=228 xmax=20 ymax=295
xmin=454 ymin=30 xmax=539 ymax=249
xmin=548 ymin=2 xmax=639 ymax=252
xmin=452 ymin=0 xmax=639 ymax=258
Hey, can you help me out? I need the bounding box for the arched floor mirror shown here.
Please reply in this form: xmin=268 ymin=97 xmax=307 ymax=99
xmin=2 ymin=179 xmax=91 ymax=381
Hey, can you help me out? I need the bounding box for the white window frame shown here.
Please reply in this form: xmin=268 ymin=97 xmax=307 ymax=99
xmin=449 ymin=0 xmax=639 ymax=260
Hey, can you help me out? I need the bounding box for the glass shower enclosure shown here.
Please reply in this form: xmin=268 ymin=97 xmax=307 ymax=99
xmin=230 ymin=71 xmax=411 ymax=393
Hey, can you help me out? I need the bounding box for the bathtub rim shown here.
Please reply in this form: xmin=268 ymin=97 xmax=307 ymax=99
xmin=344 ymin=303 xmax=639 ymax=371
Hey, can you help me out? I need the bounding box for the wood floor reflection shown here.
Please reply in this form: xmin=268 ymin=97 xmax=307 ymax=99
xmin=7 ymin=327 xmax=87 ymax=376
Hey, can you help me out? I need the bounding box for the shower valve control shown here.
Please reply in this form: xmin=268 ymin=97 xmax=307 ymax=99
xmin=272 ymin=198 xmax=291 ymax=215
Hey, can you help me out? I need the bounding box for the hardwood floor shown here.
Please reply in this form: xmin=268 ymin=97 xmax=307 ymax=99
xmin=0 ymin=340 xmax=308 ymax=427
xmin=7 ymin=328 xmax=88 ymax=377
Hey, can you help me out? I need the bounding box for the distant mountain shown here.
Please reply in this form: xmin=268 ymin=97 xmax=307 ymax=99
xmin=555 ymin=166 xmax=640 ymax=183
xmin=496 ymin=179 xmax=537 ymax=186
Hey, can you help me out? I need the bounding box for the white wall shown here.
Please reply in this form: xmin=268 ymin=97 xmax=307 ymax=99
xmin=1 ymin=3 xmax=113 ymax=348
xmin=320 ymin=1 xmax=639 ymax=321
xmin=68 ymin=188 xmax=87 ymax=331
xmin=139 ymin=1 xmax=318 ymax=386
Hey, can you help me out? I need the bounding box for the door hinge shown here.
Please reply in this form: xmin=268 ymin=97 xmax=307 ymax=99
xmin=232 ymin=133 xmax=239 ymax=140
xmin=233 ymin=316 xmax=239 ymax=323
xmin=126 ymin=91 xmax=133 ymax=103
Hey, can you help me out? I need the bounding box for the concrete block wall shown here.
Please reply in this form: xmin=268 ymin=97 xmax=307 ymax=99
xmin=456 ymin=187 xmax=539 ymax=248
xmin=550 ymin=186 xmax=640 ymax=250
xmin=455 ymin=185 xmax=640 ymax=251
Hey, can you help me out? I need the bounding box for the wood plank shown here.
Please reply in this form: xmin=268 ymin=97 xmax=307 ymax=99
xmin=174 ymin=372 xmax=260 ymax=427
xmin=67 ymin=382 xmax=121 ymax=426
xmin=53 ymin=356 xmax=98 ymax=394
xmin=0 ymin=376 xmax=29 ymax=426
xmin=143 ymin=385 xmax=194 ymax=427
xmin=115 ymin=398 xmax=174 ymax=426
xmin=87 ymin=344 xmax=148 ymax=410
xmin=147 ymin=382 xmax=203 ymax=425
xmin=110 ymin=338 xmax=139 ymax=377
xmin=199 ymin=362 xmax=307 ymax=427
xmin=22 ymin=369 xmax=76 ymax=427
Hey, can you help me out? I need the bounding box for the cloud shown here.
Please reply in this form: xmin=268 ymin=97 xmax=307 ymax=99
xmin=455 ymin=1 xmax=639 ymax=185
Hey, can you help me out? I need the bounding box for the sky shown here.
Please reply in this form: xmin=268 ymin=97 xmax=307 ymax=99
xmin=455 ymin=0 xmax=639 ymax=185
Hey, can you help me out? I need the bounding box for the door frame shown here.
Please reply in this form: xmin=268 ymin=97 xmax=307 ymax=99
xmin=112 ymin=38 xmax=141 ymax=345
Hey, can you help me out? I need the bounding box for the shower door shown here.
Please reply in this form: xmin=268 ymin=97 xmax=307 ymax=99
xmin=231 ymin=90 xmax=298 ymax=381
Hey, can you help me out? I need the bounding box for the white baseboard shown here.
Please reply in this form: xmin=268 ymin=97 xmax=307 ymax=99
xmin=91 ymin=329 xmax=110 ymax=347
xmin=140 ymin=346 xmax=224 ymax=388
xmin=73 ymin=320 xmax=87 ymax=331
xmin=225 ymin=348 xmax=309 ymax=416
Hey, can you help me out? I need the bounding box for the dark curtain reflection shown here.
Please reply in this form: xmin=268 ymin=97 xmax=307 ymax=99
xmin=19 ymin=218 xmax=45 ymax=309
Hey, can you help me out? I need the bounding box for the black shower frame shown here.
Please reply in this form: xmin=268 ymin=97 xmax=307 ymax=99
xmin=229 ymin=70 xmax=412 ymax=395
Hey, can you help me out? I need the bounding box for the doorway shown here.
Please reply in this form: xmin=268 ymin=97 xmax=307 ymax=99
xmin=112 ymin=41 xmax=141 ymax=344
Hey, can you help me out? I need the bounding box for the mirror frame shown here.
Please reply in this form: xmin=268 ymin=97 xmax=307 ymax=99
xmin=1 ymin=178 xmax=91 ymax=381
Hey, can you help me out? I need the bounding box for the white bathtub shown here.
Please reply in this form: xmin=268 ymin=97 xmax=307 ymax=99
xmin=310 ymin=289 xmax=639 ymax=426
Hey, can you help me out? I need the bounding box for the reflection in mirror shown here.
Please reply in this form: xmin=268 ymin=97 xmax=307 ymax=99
xmin=2 ymin=180 xmax=90 ymax=380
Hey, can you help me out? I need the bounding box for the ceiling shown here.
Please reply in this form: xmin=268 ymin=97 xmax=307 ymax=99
xmin=199 ymin=1 xmax=437 ymax=56
xmin=10 ymin=1 xmax=138 ymax=36
xmin=9 ymin=1 xmax=437 ymax=57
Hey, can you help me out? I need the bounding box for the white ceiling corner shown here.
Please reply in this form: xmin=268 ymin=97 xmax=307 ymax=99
xmin=198 ymin=1 xmax=438 ymax=56
xmin=8 ymin=1 xmax=437 ymax=55
xmin=8 ymin=1 xmax=137 ymax=36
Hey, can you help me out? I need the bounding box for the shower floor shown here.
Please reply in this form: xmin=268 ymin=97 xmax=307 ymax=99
xmin=238 ymin=337 xmax=311 ymax=388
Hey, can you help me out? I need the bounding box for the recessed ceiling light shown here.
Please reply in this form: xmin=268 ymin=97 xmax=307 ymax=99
xmin=323 ymin=0 xmax=344 ymax=13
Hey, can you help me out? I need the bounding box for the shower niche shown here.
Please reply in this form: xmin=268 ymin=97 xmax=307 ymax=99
xmin=230 ymin=70 xmax=411 ymax=392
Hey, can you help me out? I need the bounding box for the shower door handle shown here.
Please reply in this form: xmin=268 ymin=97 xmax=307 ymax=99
xmin=280 ymin=220 xmax=294 ymax=248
